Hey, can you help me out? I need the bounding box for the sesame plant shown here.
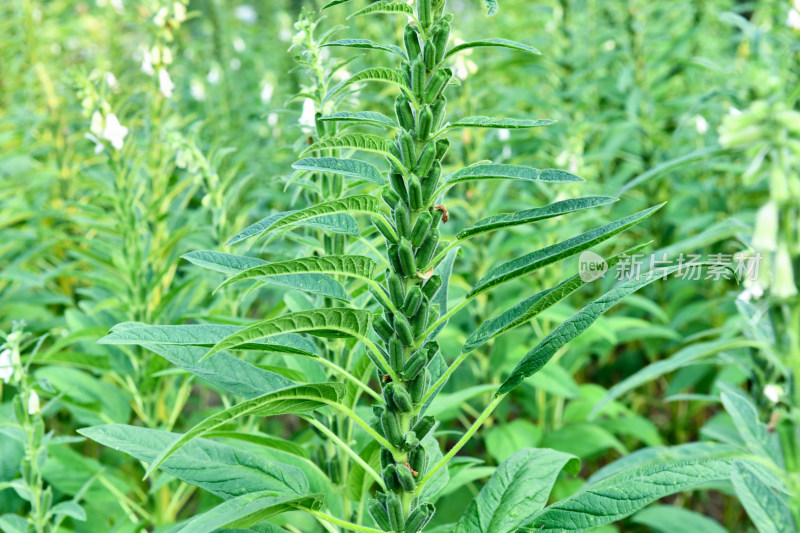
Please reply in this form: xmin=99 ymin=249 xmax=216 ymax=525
xmin=42 ymin=1 xmax=787 ymax=533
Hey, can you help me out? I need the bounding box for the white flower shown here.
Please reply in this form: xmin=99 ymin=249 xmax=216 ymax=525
xmin=28 ymin=390 xmax=40 ymax=415
xmin=497 ymin=129 xmax=511 ymax=141
xmin=789 ymin=7 xmax=800 ymax=29
xmin=0 ymin=349 xmax=13 ymax=383
xmin=234 ymin=5 xmax=257 ymax=24
xmin=695 ymin=115 xmax=709 ymax=134
xmin=737 ymin=282 xmax=764 ymax=302
xmin=753 ymin=201 xmax=778 ymax=251
xmin=190 ymin=80 xmax=206 ymax=101
xmin=764 ymin=384 xmax=784 ymax=403
xmin=158 ymin=68 xmax=175 ymax=98
xmin=207 ymin=66 xmax=221 ymax=85
xmin=260 ymin=82 xmax=274 ymax=104
xmin=173 ymin=2 xmax=187 ymax=23
xmin=90 ymin=111 xmax=104 ymax=136
xmin=161 ymin=47 xmax=173 ymax=66
xmin=104 ymin=72 xmax=118 ymax=90
xmin=153 ymin=7 xmax=168 ymax=27
xmin=101 ymin=113 xmax=128 ymax=150
xmin=141 ymin=48 xmax=155 ymax=76
xmin=299 ymin=98 xmax=317 ymax=130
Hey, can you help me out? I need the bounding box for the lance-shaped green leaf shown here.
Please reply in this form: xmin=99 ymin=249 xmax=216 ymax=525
xmin=632 ymin=505 xmax=729 ymax=533
xmin=457 ymin=196 xmax=617 ymax=240
xmin=301 ymin=134 xmax=393 ymax=162
xmin=165 ymin=491 xmax=322 ymax=533
xmin=322 ymin=0 xmax=352 ymax=8
xmin=78 ymin=425 xmax=307 ymax=499
xmin=444 ymin=116 xmax=553 ymax=131
xmin=455 ymin=448 xmax=579 ymax=533
xmin=225 ymin=212 xmax=360 ymax=245
xmin=731 ymin=461 xmax=796 ymax=533
xmin=720 ymin=383 xmax=783 ymax=464
xmin=463 ymin=244 xmax=647 ymax=353
xmin=470 ymin=204 xmax=663 ymax=299
xmin=496 ymin=260 xmax=690 ymax=396
xmin=206 ymin=309 xmax=373 ymax=359
xmin=183 ymin=250 xmax=267 ymax=274
xmin=322 ymin=39 xmax=406 ymax=59
xmin=445 ymin=164 xmax=582 ymax=189
xmin=99 ymin=323 xmax=318 ymax=356
xmin=217 ymin=255 xmax=377 ymax=292
xmin=292 ymin=157 xmax=384 ymax=185
xmin=226 ymin=212 xmax=294 ymax=245
xmin=144 ymin=383 xmax=343 ymax=479
xmin=521 ymin=457 xmax=737 ymax=532
xmin=317 ymin=111 xmax=397 ymax=130
xmin=324 ymin=67 xmax=412 ymax=104
xmin=445 ymin=38 xmax=540 ymax=59
xmin=346 ymin=1 xmax=414 ymax=19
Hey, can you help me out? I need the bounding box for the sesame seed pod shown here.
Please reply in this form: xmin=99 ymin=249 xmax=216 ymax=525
xmin=392 ymin=385 xmax=414 ymax=413
xmin=408 ymin=446 xmax=429 ymax=478
xmin=388 ymin=272 xmax=405 ymax=307
xmin=405 ymin=503 xmax=435 ymax=533
xmin=399 ymin=238 xmax=417 ymax=277
xmin=387 ymin=244 xmax=404 ymax=274
xmin=394 ymin=312 xmax=415 ymax=345
xmin=389 ymin=172 xmax=410 ymax=206
xmin=421 ymin=274 xmax=442 ymax=300
xmin=424 ymin=68 xmax=452 ymax=104
xmin=396 ymin=463 xmax=417 ymax=492
xmin=400 ymin=129 xmax=416 ymax=171
xmin=403 ymin=24 xmax=421 ymax=60
xmin=395 ymin=95 xmax=416 ymax=131
xmin=382 ymin=464 xmax=401 ymax=491
xmin=410 ymin=212 xmax=433 ymax=247
xmin=403 ymin=285 xmax=424 ymax=316
xmin=386 ymin=492 xmax=405 ymax=531
xmin=382 ymin=186 xmax=401 ymax=209
xmin=409 ymin=175 xmax=423 ymax=209
xmin=412 ymin=415 xmax=435 ymax=440
xmin=417 ymin=0 xmax=432 ymax=29
xmin=431 ymin=97 xmax=447 ymax=129
xmin=408 ymin=368 xmax=430 ymax=403
xmin=412 ymin=56 xmax=426 ymax=99
xmin=424 ymin=40 xmax=437 ymax=70
xmin=416 ymin=141 xmax=436 ymax=178
xmin=415 ymin=228 xmax=439 ymax=269
xmin=381 ymin=410 xmax=404 ymax=447
xmin=435 ymin=138 xmax=450 ymax=160
xmin=372 ymin=315 xmax=394 ymax=343
xmin=432 ymin=20 xmax=450 ymax=63
xmin=389 ymin=335 xmax=404 ymax=372
xmin=372 ymin=216 xmax=398 ymax=244
xmin=403 ymin=347 xmax=428 ymax=379
xmin=368 ymin=501 xmax=392 ymax=532
xmin=394 ymin=202 xmax=411 ymax=239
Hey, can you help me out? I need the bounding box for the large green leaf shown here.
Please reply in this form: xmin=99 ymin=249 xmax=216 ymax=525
xmin=445 ymin=164 xmax=582 ymax=189
xmin=496 ymin=260 xmax=688 ymax=396
xmin=165 ymin=492 xmax=322 ymax=533
xmin=632 ymin=505 xmax=729 ymax=533
xmin=301 ymin=134 xmax=393 ymax=161
xmin=226 ymin=211 xmax=360 ymax=244
xmin=470 ymin=205 xmax=662 ymax=299
xmin=321 ymin=39 xmax=406 ymax=59
xmin=457 ymin=196 xmax=616 ymax=240
xmin=720 ymin=384 xmax=782 ymax=464
xmin=78 ymin=425 xmax=307 ymax=499
xmin=445 ymin=38 xmax=540 ymax=58
xmin=144 ymin=383 xmax=343 ymax=478
xmin=292 ymin=157 xmax=384 ymax=185
xmin=346 ymin=1 xmax=414 ymax=19
xmin=206 ymin=309 xmax=373 ymax=359
xmin=731 ymin=461 xmax=796 ymax=533
xmin=325 ymin=67 xmax=411 ymax=104
xmin=217 ymin=255 xmax=377 ymax=292
xmin=463 ymin=244 xmax=646 ymax=353
xmin=183 ymin=250 xmax=267 ymax=274
xmin=455 ymin=448 xmax=579 ymax=533
xmin=444 ymin=116 xmax=553 ymax=130
xmin=521 ymin=457 xmax=737 ymax=532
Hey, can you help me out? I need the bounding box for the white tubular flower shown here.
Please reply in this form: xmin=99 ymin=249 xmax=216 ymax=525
xmin=695 ymin=115 xmax=709 ymax=134
xmin=299 ymin=98 xmax=316 ymax=130
xmin=28 ymin=390 xmax=40 ymax=415
xmin=772 ymin=244 xmax=798 ymax=299
xmin=789 ymin=6 xmax=800 ymax=29
xmin=158 ymin=68 xmax=175 ymax=98
xmin=752 ymin=201 xmax=778 ymax=251
xmin=90 ymin=111 xmax=104 ymax=136
xmin=497 ymin=129 xmax=511 ymax=141
xmin=764 ymin=384 xmax=784 ymax=403
xmin=0 ymin=349 xmax=12 ymax=383
xmin=141 ymin=48 xmax=155 ymax=76
xmin=101 ymin=113 xmax=128 ymax=150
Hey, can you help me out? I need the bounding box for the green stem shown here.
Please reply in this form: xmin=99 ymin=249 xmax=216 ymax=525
xmin=416 ymin=348 xmax=472 ymax=409
xmin=327 ymin=402 xmax=401 ymax=456
xmin=307 ymin=418 xmax=386 ymax=491
xmin=308 ymin=509 xmax=385 ymax=533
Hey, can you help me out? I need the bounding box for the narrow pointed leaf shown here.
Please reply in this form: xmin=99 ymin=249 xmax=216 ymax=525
xmin=445 ymin=117 xmax=553 ymax=130
xmin=183 ymin=250 xmax=267 ymax=274
xmin=292 ymin=157 xmax=384 ymax=185
xmin=632 ymin=505 xmax=729 ymax=533
xmin=470 ymin=204 xmax=663 ymax=298
xmin=445 ymin=164 xmax=582 ymax=188
xmin=322 ymin=0 xmax=352 ymax=8
xmin=218 ymin=255 xmax=377 ymax=291
xmin=144 ymin=383 xmax=343 ymax=479
xmin=301 ymin=134 xmax=392 ymax=160
xmin=457 ymin=196 xmax=617 ymax=240
xmin=463 ymin=244 xmax=647 ymax=353
xmin=322 ymin=39 xmax=406 ymax=59
xmin=78 ymin=425 xmax=307 ymax=499
xmin=455 ymin=448 xmax=579 ymax=533
xmin=347 ymin=1 xmax=414 ymax=19
xmin=521 ymin=458 xmax=738 ymax=532
xmin=206 ymin=309 xmax=373 ymax=359
xmin=325 ymin=67 xmax=411 ymax=104
xmin=731 ymin=461 xmax=796 ymax=533
xmin=445 ymin=38 xmax=540 ymax=59
xmin=497 ymin=261 xmax=696 ymax=396
xmin=226 ymin=212 xmax=294 ymax=245
xmin=720 ymin=384 xmax=782 ymax=463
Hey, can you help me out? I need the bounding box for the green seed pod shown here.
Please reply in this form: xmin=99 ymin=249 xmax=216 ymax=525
xmin=412 ymin=56 xmax=426 ymax=99
xmin=372 ymin=216 xmax=398 ymax=244
xmin=400 ymin=130 xmax=416 ymax=170
xmin=403 ymin=284 xmax=424 ymax=315
xmin=424 ymin=68 xmax=452 ymax=104
xmin=387 ymin=244 xmax=404 ymax=274
xmin=409 ymin=175 xmax=423 ymax=209
xmin=396 ymin=463 xmax=417 ymax=492
xmin=421 ymin=274 xmax=442 ymax=300
xmin=382 ymin=186 xmax=401 ymax=209
xmin=421 ymin=162 xmax=442 ymax=204
xmin=392 ymin=385 xmax=414 ymax=412
xmin=418 ymin=105 xmax=433 ymax=141
xmin=372 ymin=315 xmax=394 ymax=343
xmin=395 ymin=95 xmax=416 ymax=131
xmin=410 ymin=212 xmax=433 ymax=247
xmin=387 ymin=492 xmax=405 ymax=531
xmin=383 ymin=382 xmax=397 ymax=407
xmin=403 ymin=347 xmax=428 ymax=379
xmin=314 ymin=111 xmax=326 ymax=139
xmin=381 ymin=410 xmax=404 ymax=447
xmin=403 ymin=24 xmax=421 ymax=60
xmin=415 ymin=229 xmax=439 ymax=269
xmin=403 ymin=430 xmax=420 ymax=450
xmin=416 ymin=141 xmax=436 ymax=178
xmin=369 ymin=416 xmax=385 ymax=437
xmin=389 ymin=172 xmax=410 ymax=206
xmin=410 ymin=304 xmax=429 ymax=338
xmin=369 ymin=285 xmax=394 ymax=313
xmin=388 ymin=143 xmax=406 ymax=175
xmin=429 ymin=202 xmax=444 ymax=227
xmin=382 ymin=464 xmax=401 ymax=491
xmin=366 ymin=348 xmax=390 ymax=376
xmin=417 ymin=0 xmax=432 ymax=28
xmin=433 ymin=20 xmax=450 ymax=63
xmin=435 ymin=138 xmax=450 ymax=160
xmin=389 ymin=335 xmax=404 ymax=372
xmin=431 ymin=97 xmax=447 ymax=129
xmin=394 ymin=202 xmax=411 ymax=239
xmin=412 ymin=415 xmax=435 ymax=440
xmin=327 ymin=455 xmax=341 ymax=484
xmin=394 ymin=312 xmax=414 ymax=345
xmin=399 ymin=238 xmax=417 ymax=277
xmin=380 ymin=448 xmax=395 ymax=470
xmin=405 ymin=503 xmax=435 ymax=533
xmin=408 ymin=447 xmax=429 ymax=478
xmin=402 ymin=61 xmax=412 ymax=86
xmin=424 ymin=40 xmax=437 ymax=70
xmin=376 ymin=491 xmax=388 ymax=506
xmin=368 ymin=500 xmax=392 ymax=532
xmin=408 ymin=368 xmax=430 ymax=403
xmin=388 ymin=273 xmax=405 ymax=308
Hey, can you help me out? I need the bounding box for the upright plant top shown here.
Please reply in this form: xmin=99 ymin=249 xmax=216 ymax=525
xmin=80 ymin=1 xmax=703 ymax=532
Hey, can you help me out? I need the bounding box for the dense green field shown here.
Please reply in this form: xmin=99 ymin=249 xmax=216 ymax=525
xmin=1 ymin=0 xmax=799 ymax=532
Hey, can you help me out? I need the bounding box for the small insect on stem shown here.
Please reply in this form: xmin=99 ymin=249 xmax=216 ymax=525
xmin=434 ymin=204 xmax=449 ymax=223
xmin=405 ymin=462 xmax=419 ymax=477
xmin=417 ymin=267 xmax=434 ymax=280
xmin=382 ymin=373 xmax=391 ymax=383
